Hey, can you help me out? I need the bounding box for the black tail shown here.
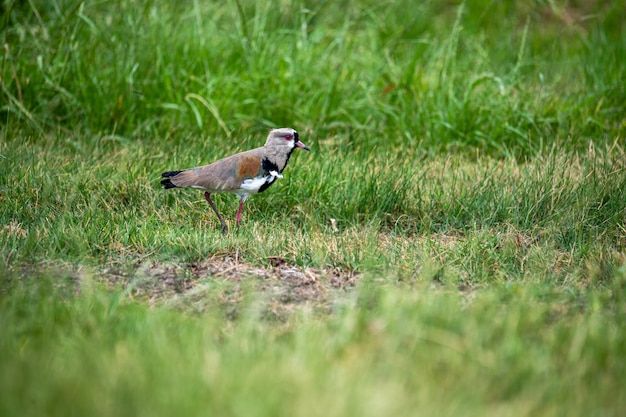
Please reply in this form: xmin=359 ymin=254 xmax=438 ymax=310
xmin=161 ymin=170 xmax=183 ymax=189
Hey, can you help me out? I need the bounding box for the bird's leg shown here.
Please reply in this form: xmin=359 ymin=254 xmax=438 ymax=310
xmin=204 ymin=192 xmax=228 ymax=235
xmin=235 ymin=199 xmax=245 ymax=225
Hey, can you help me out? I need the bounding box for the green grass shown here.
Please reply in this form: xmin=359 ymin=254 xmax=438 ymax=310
xmin=1 ymin=272 xmax=625 ymax=417
xmin=1 ymin=0 xmax=626 ymax=415
xmin=3 ymin=0 xmax=624 ymax=152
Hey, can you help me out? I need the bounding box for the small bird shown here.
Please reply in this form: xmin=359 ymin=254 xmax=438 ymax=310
xmin=161 ymin=127 xmax=310 ymax=234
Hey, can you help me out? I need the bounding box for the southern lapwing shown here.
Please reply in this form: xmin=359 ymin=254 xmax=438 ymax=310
xmin=161 ymin=128 xmax=310 ymax=234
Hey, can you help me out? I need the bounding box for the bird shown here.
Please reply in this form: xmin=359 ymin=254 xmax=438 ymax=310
xmin=160 ymin=127 xmax=310 ymax=234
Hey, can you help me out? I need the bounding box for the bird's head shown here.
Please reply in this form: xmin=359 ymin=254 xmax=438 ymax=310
xmin=266 ymin=128 xmax=310 ymax=151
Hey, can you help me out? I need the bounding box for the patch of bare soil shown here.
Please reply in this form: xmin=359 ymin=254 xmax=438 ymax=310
xmin=98 ymin=254 xmax=359 ymax=317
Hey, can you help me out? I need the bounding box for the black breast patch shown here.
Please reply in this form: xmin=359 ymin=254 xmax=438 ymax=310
xmin=261 ymin=158 xmax=280 ymax=174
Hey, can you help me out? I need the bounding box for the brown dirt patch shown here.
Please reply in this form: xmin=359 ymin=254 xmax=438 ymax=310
xmin=97 ymin=254 xmax=359 ymax=317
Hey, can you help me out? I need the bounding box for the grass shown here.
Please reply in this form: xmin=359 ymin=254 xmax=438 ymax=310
xmin=3 ymin=0 xmax=624 ymax=151
xmin=1 ymin=0 xmax=626 ymax=415
xmin=1 ymin=272 xmax=625 ymax=417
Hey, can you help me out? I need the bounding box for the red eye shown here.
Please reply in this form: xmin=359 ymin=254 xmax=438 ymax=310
xmin=285 ymin=135 xmax=293 ymax=141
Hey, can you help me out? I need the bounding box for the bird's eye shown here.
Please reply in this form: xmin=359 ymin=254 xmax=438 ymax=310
xmin=285 ymin=135 xmax=293 ymax=141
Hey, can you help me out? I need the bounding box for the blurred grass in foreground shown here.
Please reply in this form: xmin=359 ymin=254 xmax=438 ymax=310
xmin=1 ymin=271 xmax=625 ymax=417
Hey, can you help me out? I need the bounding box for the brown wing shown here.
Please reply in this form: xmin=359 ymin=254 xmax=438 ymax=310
xmin=169 ymin=148 xmax=265 ymax=192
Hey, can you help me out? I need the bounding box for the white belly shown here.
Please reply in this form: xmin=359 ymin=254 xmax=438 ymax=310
xmin=240 ymin=170 xmax=282 ymax=193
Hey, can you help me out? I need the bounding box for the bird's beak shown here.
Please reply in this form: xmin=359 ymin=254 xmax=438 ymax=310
xmin=295 ymin=140 xmax=310 ymax=151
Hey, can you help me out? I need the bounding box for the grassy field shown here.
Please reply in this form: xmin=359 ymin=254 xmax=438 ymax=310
xmin=1 ymin=0 xmax=625 ymax=416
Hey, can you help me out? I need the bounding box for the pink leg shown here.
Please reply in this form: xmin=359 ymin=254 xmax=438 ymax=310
xmin=204 ymin=192 xmax=228 ymax=235
xmin=235 ymin=200 xmax=245 ymax=224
